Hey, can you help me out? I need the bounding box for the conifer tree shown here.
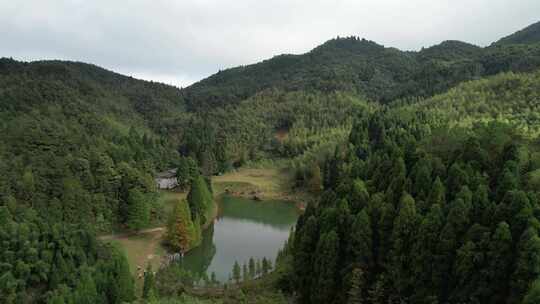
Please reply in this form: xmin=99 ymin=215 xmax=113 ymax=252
xmin=347 ymin=267 xmax=365 ymax=304
xmin=127 ymin=188 xmax=149 ymax=231
xmin=142 ymin=263 xmax=155 ymax=299
xmin=73 ymin=269 xmax=98 ymax=304
xmin=428 ymin=176 xmax=446 ymax=207
xmin=187 ymin=174 xmax=212 ymax=223
xmin=248 ymin=257 xmax=255 ymax=279
xmin=233 ymin=261 xmax=241 ymax=283
xmin=390 ymin=193 xmax=419 ymax=299
xmin=349 ymin=209 xmax=373 ymax=269
xmin=308 ymin=163 xmax=323 ymax=193
xmin=243 ymin=262 xmax=248 ymax=282
xmin=486 ymin=222 xmax=513 ymax=303
xmin=523 ymin=279 xmax=540 ymax=304
xmin=510 ymin=227 xmax=540 ymax=303
xmin=166 ymin=199 xmax=200 ymax=252
xmin=311 ymin=230 xmax=339 ymax=304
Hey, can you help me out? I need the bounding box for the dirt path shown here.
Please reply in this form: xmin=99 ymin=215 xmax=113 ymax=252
xmin=98 ymin=227 xmax=165 ymax=241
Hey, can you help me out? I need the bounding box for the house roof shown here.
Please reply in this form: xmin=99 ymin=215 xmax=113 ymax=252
xmin=156 ymin=168 xmax=177 ymax=179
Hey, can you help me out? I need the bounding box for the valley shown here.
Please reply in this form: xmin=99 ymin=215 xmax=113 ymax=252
xmin=103 ymin=165 xmax=302 ymax=290
xmin=1 ymin=17 xmax=540 ymax=304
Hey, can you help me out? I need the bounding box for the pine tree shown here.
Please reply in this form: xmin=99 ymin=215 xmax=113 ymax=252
xmin=248 ymin=257 xmax=255 ymax=279
xmin=109 ymin=245 xmax=135 ymax=303
xmin=311 ymin=230 xmax=339 ymax=304
xmin=349 ymin=179 xmax=369 ymax=213
xmin=166 ymin=199 xmax=200 ymax=253
xmin=349 ymin=209 xmax=372 ymax=269
xmin=127 ymin=188 xmax=149 ymax=231
xmin=22 ymin=167 xmax=35 ymax=203
xmin=486 ymin=222 xmax=513 ymax=303
xmin=176 ymin=156 xmax=198 ymax=190
xmin=142 ymin=263 xmax=155 ymax=299
xmin=308 ymin=163 xmax=323 ymax=193
xmin=411 ymin=203 xmax=444 ymax=302
xmin=242 ymin=262 xmax=248 ymax=282
xmin=262 ymin=257 xmax=270 ymax=275
xmin=390 ymin=193 xmax=419 ymax=300
xmin=523 ymin=279 xmax=540 ymax=304
xmin=233 ymin=261 xmax=241 ymax=283
xmin=256 ymin=259 xmax=262 ymax=276
xmin=187 ymin=174 xmax=212 ymax=223
xmin=211 ymin=272 xmax=217 ymax=285
xmin=347 ymin=267 xmax=365 ymax=304
xmin=73 ymin=269 xmax=98 ymax=304
xmin=510 ymin=228 xmax=540 ymax=303
xmin=428 ymin=177 xmax=446 ymax=207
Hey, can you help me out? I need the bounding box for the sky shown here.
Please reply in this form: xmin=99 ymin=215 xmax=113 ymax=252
xmin=1 ymin=0 xmax=539 ymax=88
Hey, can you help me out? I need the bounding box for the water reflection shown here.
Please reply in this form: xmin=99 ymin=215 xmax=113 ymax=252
xmin=180 ymin=195 xmax=299 ymax=282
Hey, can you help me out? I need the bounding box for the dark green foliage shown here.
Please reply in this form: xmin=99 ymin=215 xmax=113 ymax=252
xmin=126 ymin=188 xmax=150 ymax=231
xmin=347 ymin=267 xmax=366 ymax=304
xmin=0 ymin=212 xmax=134 ymax=303
xmin=187 ymin=174 xmax=213 ymax=224
xmin=176 ymin=157 xmax=198 ymax=190
xmin=184 ymin=23 xmax=540 ymax=110
xmin=311 ymin=231 xmax=339 ymax=304
xmin=233 ymin=261 xmax=241 ymax=283
xmin=494 ymin=21 xmax=540 ymax=46
xmin=290 ymin=80 xmax=540 ymax=303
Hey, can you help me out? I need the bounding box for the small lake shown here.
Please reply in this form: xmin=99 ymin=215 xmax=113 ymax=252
xmin=180 ymin=195 xmax=299 ymax=282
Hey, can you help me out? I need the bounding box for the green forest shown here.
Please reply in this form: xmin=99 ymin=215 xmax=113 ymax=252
xmin=1 ymin=19 xmax=540 ymax=304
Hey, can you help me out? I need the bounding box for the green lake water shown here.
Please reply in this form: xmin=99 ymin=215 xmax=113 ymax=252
xmin=180 ymin=195 xmax=299 ymax=282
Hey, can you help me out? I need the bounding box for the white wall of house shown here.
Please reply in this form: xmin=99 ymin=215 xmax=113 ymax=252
xmin=156 ymin=177 xmax=178 ymax=189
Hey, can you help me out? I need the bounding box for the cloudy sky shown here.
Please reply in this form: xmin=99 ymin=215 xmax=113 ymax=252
xmin=1 ymin=0 xmax=539 ymax=88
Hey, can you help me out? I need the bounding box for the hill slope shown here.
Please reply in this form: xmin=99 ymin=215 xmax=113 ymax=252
xmin=494 ymin=20 xmax=540 ymax=46
xmin=182 ymin=21 xmax=540 ymax=109
xmin=0 ymin=58 xmax=185 ymax=228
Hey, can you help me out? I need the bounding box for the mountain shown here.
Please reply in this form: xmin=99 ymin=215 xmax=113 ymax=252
xmin=494 ymin=20 xmax=540 ymax=45
xmin=0 ymin=58 xmax=187 ymax=228
xmin=182 ymin=24 xmax=540 ymax=110
xmin=2 ymin=20 xmax=540 ymax=304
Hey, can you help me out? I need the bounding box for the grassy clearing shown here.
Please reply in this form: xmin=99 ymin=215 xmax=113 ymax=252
xmin=158 ymin=190 xmax=187 ymax=216
xmin=213 ymin=168 xmax=292 ymax=198
xmin=212 ymin=167 xmax=312 ymax=206
xmin=106 ymin=228 xmax=167 ymax=291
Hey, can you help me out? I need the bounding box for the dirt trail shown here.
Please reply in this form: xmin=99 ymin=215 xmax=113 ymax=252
xmin=98 ymin=227 xmax=165 ymax=241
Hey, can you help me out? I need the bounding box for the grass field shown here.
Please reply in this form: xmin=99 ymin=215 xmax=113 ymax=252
xmin=212 ymin=167 xmax=311 ymax=206
xmin=158 ymin=190 xmax=187 ymax=216
xmin=213 ymin=168 xmax=292 ymax=198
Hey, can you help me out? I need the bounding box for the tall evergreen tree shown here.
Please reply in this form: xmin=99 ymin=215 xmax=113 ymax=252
xmin=126 ymin=188 xmax=149 ymax=231
xmin=142 ymin=263 xmax=156 ymax=299
xmin=389 ymin=193 xmax=419 ymax=300
xmin=311 ymin=230 xmax=339 ymax=304
xmin=347 ymin=267 xmax=366 ymax=304
xmin=233 ymin=261 xmax=241 ymax=284
xmin=510 ymin=227 xmax=540 ymax=303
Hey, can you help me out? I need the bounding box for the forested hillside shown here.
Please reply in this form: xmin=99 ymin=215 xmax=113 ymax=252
xmin=182 ymin=30 xmax=540 ymax=109
xmin=494 ymin=21 xmax=540 ymax=46
xmin=0 ymin=60 xmax=185 ymax=302
xmin=0 ymin=58 xmax=184 ymax=229
xmin=2 ymin=20 xmax=540 ymax=304
xmin=286 ymin=70 xmax=540 ymax=304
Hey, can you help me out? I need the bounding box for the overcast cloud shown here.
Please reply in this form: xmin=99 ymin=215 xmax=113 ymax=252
xmin=1 ymin=0 xmax=539 ymax=87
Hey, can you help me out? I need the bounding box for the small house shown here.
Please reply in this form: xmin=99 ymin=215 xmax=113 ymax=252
xmin=156 ymin=168 xmax=178 ymax=190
